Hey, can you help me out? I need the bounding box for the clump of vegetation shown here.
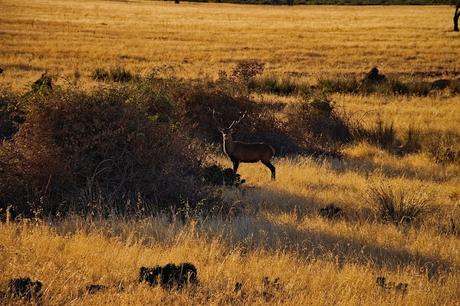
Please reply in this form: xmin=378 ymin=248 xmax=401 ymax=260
xmin=0 ymin=91 xmax=25 ymax=140
xmin=318 ymin=204 xmax=343 ymax=219
xmin=364 ymin=118 xmax=397 ymax=151
xmin=285 ymin=95 xmax=355 ymax=150
xmin=375 ymin=276 xmax=408 ymax=293
xmin=31 ymin=72 xmax=53 ymax=93
xmin=201 ymin=165 xmax=244 ymax=187
xmin=0 ymin=86 xmax=209 ymax=216
xmin=250 ymin=74 xmax=301 ymax=96
xmin=317 ymin=76 xmax=360 ymax=94
xmin=139 ymin=263 xmax=198 ymax=289
xmin=231 ymin=60 xmax=265 ymax=84
xmin=426 ymin=133 xmax=460 ymax=164
xmin=367 ymin=184 xmax=430 ymax=225
xmin=1 ymin=277 xmax=43 ymax=302
xmin=91 ymin=67 xmax=137 ymax=82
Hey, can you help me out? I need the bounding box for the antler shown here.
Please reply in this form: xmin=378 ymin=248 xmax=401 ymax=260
xmin=209 ymin=107 xmax=224 ymax=132
xmin=228 ymin=110 xmax=247 ymax=130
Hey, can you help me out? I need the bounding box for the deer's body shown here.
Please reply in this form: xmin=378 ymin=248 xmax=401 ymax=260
xmin=212 ymin=109 xmax=276 ymax=180
xmin=222 ymin=130 xmax=276 ymax=180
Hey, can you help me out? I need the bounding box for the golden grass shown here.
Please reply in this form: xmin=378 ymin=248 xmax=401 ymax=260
xmin=1 ymin=0 xmax=460 ymax=305
xmin=1 ymin=0 xmax=460 ymax=90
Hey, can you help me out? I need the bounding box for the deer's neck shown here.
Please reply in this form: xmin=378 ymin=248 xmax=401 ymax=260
xmin=223 ymin=136 xmax=234 ymax=157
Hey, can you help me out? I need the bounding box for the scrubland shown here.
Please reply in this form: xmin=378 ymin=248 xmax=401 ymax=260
xmin=0 ymin=1 xmax=459 ymax=305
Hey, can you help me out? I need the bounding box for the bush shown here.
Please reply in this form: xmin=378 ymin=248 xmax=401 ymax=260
xmin=317 ymin=77 xmax=360 ymax=94
xmin=285 ymin=95 xmax=355 ymax=150
xmin=250 ymin=74 xmax=299 ymax=96
xmin=426 ymin=133 xmax=460 ymax=164
xmin=91 ymin=67 xmax=137 ymax=83
xmin=200 ymin=165 xmax=244 ymax=187
xmin=0 ymin=91 xmax=26 ymax=140
xmin=0 ymin=86 xmax=208 ymax=216
xmin=364 ymin=118 xmax=397 ymax=150
xmin=367 ymin=184 xmax=430 ymax=225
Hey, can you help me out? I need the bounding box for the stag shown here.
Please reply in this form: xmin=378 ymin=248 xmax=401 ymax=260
xmin=212 ymin=109 xmax=276 ymax=180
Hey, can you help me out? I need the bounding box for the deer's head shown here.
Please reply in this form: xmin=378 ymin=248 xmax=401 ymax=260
xmin=211 ymin=108 xmax=247 ymax=143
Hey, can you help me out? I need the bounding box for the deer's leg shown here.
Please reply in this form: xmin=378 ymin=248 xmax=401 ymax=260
xmin=232 ymin=160 xmax=240 ymax=174
xmin=262 ymin=161 xmax=276 ymax=181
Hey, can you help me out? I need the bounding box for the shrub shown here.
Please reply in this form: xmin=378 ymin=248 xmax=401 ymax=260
xmin=364 ymin=118 xmax=397 ymax=150
xmin=91 ymin=67 xmax=137 ymax=83
xmin=231 ymin=60 xmax=265 ymax=84
xmin=317 ymin=77 xmax=359 ymax=94
xmin=0 ymin=86 xmax=208 ymax=216
xmin=0 ymin=90 xmax=26 ymax=140
xmin=367 ymin=184 xmax=430 ymax=225
xmin=400 ymin=125 xmax=421 ymax=154
xmin=284 ymin=95 xmax=354 ymax=149
xmin=250 ymin=74 xmax=299 ymax=96
xmin=426 ymin=133 xmax=460 ymax=164
xmin=200 ymin=165 xmax=244 ymax=187
xmin=91 ymin=68 xmax=110 ymax=81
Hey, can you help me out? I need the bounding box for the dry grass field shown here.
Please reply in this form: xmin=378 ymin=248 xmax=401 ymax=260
xmin=1 ymin=0 xmax=460 ymax=90
xmin=1 ymin=0 xmax=460 ymax=305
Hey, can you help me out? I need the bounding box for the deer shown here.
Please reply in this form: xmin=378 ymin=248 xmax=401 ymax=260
xmin=211 ymin=109 xmax=276 ymax=180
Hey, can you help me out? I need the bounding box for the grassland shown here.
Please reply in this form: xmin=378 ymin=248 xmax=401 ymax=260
xmin=1 ymin=0 xmax=460 ymax=91
xmin=1 ymin=0 xmax=460 ymax=305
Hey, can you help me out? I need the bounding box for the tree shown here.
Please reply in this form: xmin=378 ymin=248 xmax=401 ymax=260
xmin=454 ymin=1 xmax=460 ymax=32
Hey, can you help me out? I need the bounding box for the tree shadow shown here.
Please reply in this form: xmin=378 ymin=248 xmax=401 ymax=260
xmin=329 ymin=154 xmax=456 ymax=183
xmin=220 ymin=214 xmax=452 ymax=277
xmin=237 ymin=183 xmax=370 ymax=222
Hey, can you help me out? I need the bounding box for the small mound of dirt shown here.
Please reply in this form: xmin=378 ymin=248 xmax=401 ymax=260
xmin=139 ymin=263 xmax=198 ymax=289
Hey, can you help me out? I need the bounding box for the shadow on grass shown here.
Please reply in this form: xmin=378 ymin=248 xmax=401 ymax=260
xmin=219 ymin=215 xmax=452 ymax=277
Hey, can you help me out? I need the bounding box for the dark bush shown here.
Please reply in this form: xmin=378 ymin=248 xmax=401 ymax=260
xmin=91 ymin=67 xmax=137 ymax=83
xmin=0 ymin=86 xmax=208 ymax=216
xmin=317 ymin=77 xmax=360 ymax=94
xmin=201 ymin=165 xmax=244 ymax=187
xmin=250 ymin=74 xmax=299 ymax=96
xmin=31 ymin=73 xmax=52 ymax=92
xmin=91 ymin=68 xmax=110 ymax=81
xmin=139 ymin=263 xmax=198 ymax=289
xmin=5 ymin=277 xmax=42 ymax=301
xmin=318 ymin=204 xmax=343 ymax=219
xmin=0 ymin=91 xmax=26 ymax=140
xmin=285 ymin=96 xmax=355 ymax=150
xmin=231 ymin=60 xmax=265 ymax=84
xmin=364 ymin=118 xmax=397 ymax=150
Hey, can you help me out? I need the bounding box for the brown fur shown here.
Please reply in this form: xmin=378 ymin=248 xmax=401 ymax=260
xmin=223 ymin=131 xmax=276 ymax=180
